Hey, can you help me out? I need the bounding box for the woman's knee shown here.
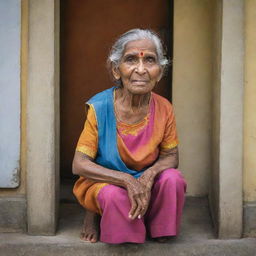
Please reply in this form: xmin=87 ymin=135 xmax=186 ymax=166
xmin=99 ymin=185 xmax=130 ymax=207
xmin=156 ymin=168 xmax=186 ymax=188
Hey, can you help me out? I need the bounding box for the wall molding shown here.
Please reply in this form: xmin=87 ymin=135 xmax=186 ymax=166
xmin=243 ymin=202 xmax=256 ymax=237
xmin=0 ymin=196 xmax=26 ymax=232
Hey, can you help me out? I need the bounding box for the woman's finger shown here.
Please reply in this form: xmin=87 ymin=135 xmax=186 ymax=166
xmin=140 ymin=192 xmax=150 ymax=216
xmin=130 ymin=197 xmax=143 ymax=219
xmin=128 ymin=195 xmax=137 ymax=219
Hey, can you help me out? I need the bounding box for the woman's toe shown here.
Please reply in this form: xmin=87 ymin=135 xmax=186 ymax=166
xmin=90 ymin=236 xmax=97 ymax=243
xmin=81 ymin=232 xmax=89 ymax=241
xmin=87 ymin=234 xmax=92 ymax=241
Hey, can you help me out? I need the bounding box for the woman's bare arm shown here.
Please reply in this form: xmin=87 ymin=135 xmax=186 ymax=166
xmin=73 ymin=151 xmax=130 ymax=187
xmin=147 ymin=146 xmax=179 ymax=176
xmin=72 ymin=151 xmax=148 ymax=219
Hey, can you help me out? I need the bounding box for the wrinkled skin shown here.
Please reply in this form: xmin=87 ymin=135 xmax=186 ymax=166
xmin=72 ymin=39 xmax=179 ymax=242
xmin=80 ymin=209 xmax=99 ymax=243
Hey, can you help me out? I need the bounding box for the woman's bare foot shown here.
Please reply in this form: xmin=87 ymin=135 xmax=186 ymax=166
xmin=80 ymin=210 xmax=100 ymax=243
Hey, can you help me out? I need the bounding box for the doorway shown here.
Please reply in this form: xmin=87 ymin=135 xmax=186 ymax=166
xmin=60 ymin=0 xmax=174 ymax=196
xmin=25 ymin=0 xmax=244 ymax=237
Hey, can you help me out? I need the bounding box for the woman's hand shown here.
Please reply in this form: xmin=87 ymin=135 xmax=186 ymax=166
xmin=132 ymin=146 xmax=179 ymax=218
xmin=73 ymin=152 xmax=151 ymax=220
xmin=124 ymin=175 xmax=151 ymax=220
xmin=137 ymin=169 xmax=156 ymax=216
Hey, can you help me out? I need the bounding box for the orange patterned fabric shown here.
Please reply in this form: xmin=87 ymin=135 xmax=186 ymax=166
xmin=73 ymin=177 xmax=107 ymax=214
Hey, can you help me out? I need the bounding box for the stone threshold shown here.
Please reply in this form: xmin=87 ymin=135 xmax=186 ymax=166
xmin=0 ymin=198 xmax=256 ymax=256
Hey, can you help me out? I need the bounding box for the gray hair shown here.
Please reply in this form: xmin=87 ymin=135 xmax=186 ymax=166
xmin=108 ymin=29 xmax=169 ymax=70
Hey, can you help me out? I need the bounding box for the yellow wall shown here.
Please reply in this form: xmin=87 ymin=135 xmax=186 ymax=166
xmin=244 ymin=0 xmax=256 ymax=202
xmin=173 ymin=0 xmax=213 ymax=196
xmin=0 ymin=0 xmax=28 ymax=196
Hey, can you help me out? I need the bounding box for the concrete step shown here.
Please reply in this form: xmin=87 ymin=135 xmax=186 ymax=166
xmin=0 ymin=198 xmax=255 ymax=256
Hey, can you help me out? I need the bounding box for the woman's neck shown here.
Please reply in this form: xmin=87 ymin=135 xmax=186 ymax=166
xmin=115 ymin=87 xmax=151 ymax=112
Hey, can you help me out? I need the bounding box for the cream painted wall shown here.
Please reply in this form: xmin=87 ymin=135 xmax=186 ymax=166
xmin=173 ymin=0 xmax=213 ymax=196
xmin=244 ymin=0 xmax=256 ymax=203
xmin=26 ymin=0 xmax=60 ymax=235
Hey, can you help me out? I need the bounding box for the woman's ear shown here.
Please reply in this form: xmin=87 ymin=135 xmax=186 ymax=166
xmin=112 ymin=65 xmax=121 ymax=81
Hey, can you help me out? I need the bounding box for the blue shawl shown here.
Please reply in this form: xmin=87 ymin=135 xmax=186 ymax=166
xmin=87 ymin=87 xmax=143 ymax=178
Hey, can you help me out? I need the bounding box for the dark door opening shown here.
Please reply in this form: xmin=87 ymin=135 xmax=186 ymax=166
xmin=60 ymin=0 xmax=173 ymax=197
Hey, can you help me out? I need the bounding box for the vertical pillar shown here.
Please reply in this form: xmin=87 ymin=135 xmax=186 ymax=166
xmin=243 ymin=0 xmax=256 ymax=237
xmin=27 ymin=0 xmax=60 ymax=235
xmin=216 ymin=0 xmax=244 ymax=238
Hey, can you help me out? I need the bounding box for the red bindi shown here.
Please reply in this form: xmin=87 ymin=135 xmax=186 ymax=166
xmin=140 ymin=52 xmax=144 ymax=57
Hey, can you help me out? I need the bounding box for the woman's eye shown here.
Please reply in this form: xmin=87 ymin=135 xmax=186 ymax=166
xmin=124 ymin=56 xmax=136 ymax=63
xmin=145 ymin=56 xmax=156 ymax=63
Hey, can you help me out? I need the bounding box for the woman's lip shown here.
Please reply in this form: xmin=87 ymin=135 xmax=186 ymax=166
xmin=132 ymin=80 xmax=148 ymax=83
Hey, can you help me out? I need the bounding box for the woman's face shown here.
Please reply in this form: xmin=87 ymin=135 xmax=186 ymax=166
xmin=112 ymin=39 xmax=162 ymax=95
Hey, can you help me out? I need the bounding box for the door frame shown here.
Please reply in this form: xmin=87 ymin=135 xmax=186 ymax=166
xmin=26 ymin=0 xmax=244 ymax=237
xmin=26 ymin=0 xmax=60 ymax=235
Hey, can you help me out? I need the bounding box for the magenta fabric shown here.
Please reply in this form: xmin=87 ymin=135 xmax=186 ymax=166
xmin=97 ymin=168 xmax=187 ymax=244
xmin=117 ymin=98 xmax=155 ymax=154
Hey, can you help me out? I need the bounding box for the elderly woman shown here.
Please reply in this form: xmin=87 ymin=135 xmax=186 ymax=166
xmin=72 ymin=29 xmax=187 ymax=244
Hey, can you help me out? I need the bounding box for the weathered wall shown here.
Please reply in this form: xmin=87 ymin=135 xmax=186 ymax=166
xmin=26 ymin=0 xmax=60 ymax=235
xmin=209 ymin=0 xmax=222 ymax=234
xmin=243 ymin=0 xmax=256 ymax=237
xmin=173 ymin=0 xmax=213 ymax=196
xmin=211 ymin=0 xmax=244 ymax=238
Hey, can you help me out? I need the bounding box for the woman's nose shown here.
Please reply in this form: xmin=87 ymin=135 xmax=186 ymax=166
xmin=135 ymin=60 xmax=146 ymax=74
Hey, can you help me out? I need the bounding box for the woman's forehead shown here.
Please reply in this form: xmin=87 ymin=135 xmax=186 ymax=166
xmin=123 ymin=39 xmax=157 ymax=55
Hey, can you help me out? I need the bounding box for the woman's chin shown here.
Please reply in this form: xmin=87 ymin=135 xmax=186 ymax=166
xmin=127 ymin=84 xmax=154 ymax=95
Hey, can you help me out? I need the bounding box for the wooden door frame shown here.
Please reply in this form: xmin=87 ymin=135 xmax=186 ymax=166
xmin=26 ymin=0 xmax=244 ymax=237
